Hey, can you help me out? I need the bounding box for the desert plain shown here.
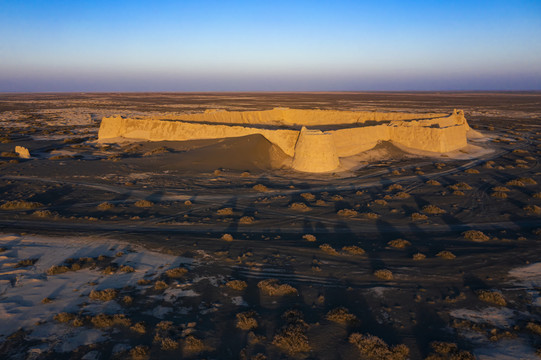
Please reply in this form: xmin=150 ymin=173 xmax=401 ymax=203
xmin=0 ymin=92 xmax=540 ymax=359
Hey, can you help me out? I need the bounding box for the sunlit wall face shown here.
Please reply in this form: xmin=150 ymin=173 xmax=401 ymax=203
xmin=1 ymin=0 xmax=540 ymax=91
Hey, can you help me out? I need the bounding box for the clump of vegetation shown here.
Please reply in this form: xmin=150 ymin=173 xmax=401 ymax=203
xmin=33 ymin=210 xmax=54 ymax=217
xmin=425 ymin=341 xmax=474 ymax=360
xmin=477 ymin=290 xmax=506 ymax=306
xmin=342 ymin=245 xmax=365 ymax=255
xmin=257 ymin=279 xmax=297 ymax=296
xmin=46 ymin=265 xmax=70 ymax=275
xmin=449 ymin=182 xmax=472 ymax=191
xmin=518 ymin=177 xmax=537 ymax=185
xmin=97 ymin=202 xmax=114 ymax=210
xmin=15 ymin=258 xmax=38 ymax=268
xmin=182 ymin=335 xmax=206 ymax=356
xmin=122 ymin=295 xmax=133 ymax=305
xmin=426 ymin=180 xmax=441 ymax=186
xmin=129 ymin=345 xmax=150 ymax=360
xmin=411 ymin=212 xmax=428 ymax=221
xmin=491 ymin=191 xmax=508 ymax=199
xmin=463 ymin=230 xmax=490 ymax=242
xmin=143 ymin=146 xmax=170 ymax=156
xmin=134 ymin=200 xmax=153 ymax=207
xmin=361 ymin=212 xmax=380 ymax=219
xmin=226 ymin=280 xmax=248 ymax=291
xmin=119 ymin=265 xmax=135 ymax=273
xmin=422 ymin=205 xmax=446 ymax=214
xmin=465 ymin=169 xmax=480 ymax=174
xmin=217 ymin=207 xmax=234 ymax=215
xmin=493 ymin=186 xmax=510 ymax=192
xmin=349 ymin=333 xmax=409 ymax=360
xmin=526 ymin=322 xmax=541 ymax=335
xmin=300 ymin=192 xmax=315 ymax=201
xmin=130 ymin=322 xmax=146 ymax=334
xmin=387 ymin=239 xmax=411 ymax=249
xmin=272 ymin=310 xmax=310 ymax=355
xmin=165 ymin=267 xmax=188 ymax=278
xmin=325 ymin=307 xmax=357 ymax=324
xmin=236 ymin=311 xmax=258 ymax=330
xmin=319 ymin=243 xmax=339 ymax=255
xmin=533 ymin=192 xmax=541 ymax=199
xmin=506 ymin=179 xmax=525 ymax=187
xmin=412 ymin=253 xmax=426 ymax=260
xmin=436 ymin=251 xmax=456 ymax=259
xmin=158 ymin=337 xmax=178 ymax=351
xmin=385 ymin=184 xmax=403 ymax=192
xmin=289 ymin=202 xmax=311 ymax=211
xmin=331 ymin=194 xmax=344 ymax=201
xmin=374 ymin=269 xmax=393 ymax=280
xmin=302 ymin=234 xmax=316 ymax=242
xmin=90 ymin=313 xmax=131 ymax=328
xmin=371 ymin=199 xmax=388 ymax=206
xmin=453 ymin=190 xmax=465 ymax=196
xmin=221 ymin=233 xmax=234 ymax=241
xmin=239 ymin=216 xmax=255 ymax=224
xmin=337 ymin=208 xmax=358 ymax=217
xmin=524 ymin=205 xmax=541 ymax=215
xmin=54 ymin=312 xmax=75 ymax=323
xmin=89 ymin=288 xmax=118 ymax=301
xmin=252 ymin=184 xmax=268 ymax=192
xmin=393 ymin=192 xmax=410 ymax=199
xmin=154 ymin=280 xmax=168 ymax=290
xmin=0 ymin=200 xmax=43 ymax=210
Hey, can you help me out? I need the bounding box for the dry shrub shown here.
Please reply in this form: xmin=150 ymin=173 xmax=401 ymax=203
xmin=385 ymin=184 xmax=403 ymax=192
xmin=436 ymin=251 xmax=456 ymax=259
xmin=342 ymin=245 xmax=365 ymax=255
xmin=130 ymin=322 xmax=146 ymax=334
xmin=371 ymin=199 xmax=388 ymax=206
xmin=412 ymin=253 xmax=426 ymax=260
xmin=33 ymin=210 xmax=54 ymax=217
xmin=272 ymin=324 xmax=310 ymax=355
xmin=463 ymin=230 xmax=490 ymax=242
xmin=252 ymin=184 xmax=268 ymax=192
xmin=129 ymin=345 xmax=149 ymax=360
xmin=356 ymin=190 xmax=365 ymax=195
xmin=183 ymin=336 xmax=205 ymax=356
xmin=159 ymin=337 xmax=179 ymax=351
xmin=422 ymin=205 xmax=446 ymax=214
xmin=411 ymin=212 xmax=428 ymax=221
xmin=533 ymin=192 xmax=541 ymax=199
xmin=46 ymin=265 xmax=70 ymax=275
xmin=361 ymin=212 xmax=380 ymax=219
xmin=54 ymin=312 xmax=75 ymax=323
xmin=374 ymin=269 xmax=393 ymax=280
xmin=331 ymin=195 xmax=344 ymax=201
xmin=143 ymin=146 xmax=169 ymax=156
xmin=524 ymin=205 xmax=541 ymax=215
xmin=217 ymin=207 xmax=233 ymax=215
xmin=325 ymin=307 xmax=357 ymax=324
xmin=349 ymin=333 xmax=409 ymax=360
xmin=102 ymin=265 xmax=117 ymax=275
xmin=477 ymin=290 xmax=506 ymax=306
xmin=319 ymin=243 xmax=339 ymax=255
xmin=165 ymin=267 xmax=188 ymax=278
xmin=123 ymin=295 xmax=133 ymax=305
xmin=226 ymin=280 xmax=248 ymax=291
xmin=184 ymin=200 xmax=192 ymax=205
xmin=221 ymin=233 xmax=234 ymax=241
xmin=0 ymin=247 xmax=5 ymax=253
xmin=119 ymin=265 xmax=135 ymax=273
xmin=241 ymin=171 xmax=251 ymax=177
xmin=91 ymin=313 xmax=131 ymax=328
xmin=506 ymin=179 xmax=525 ymax=187
xmin=0 ymin=200 xmax=43 ymax=210
xmin=16 ymin=258 xmax=38 ymax=267
xmin=289 ymin=202 xmax=311 ymax=211
xmin=302 ymin=234 xmax=316 ymax=242
xmin=97 ymin=202 xmax=114 ymax=210
xmin=426 ymin=180 xmax=441 ymax=186
xmin=453 ymin=190 xmax=465 ymax=196
xmin=425 ymin=341 xmax=474 ymax=360
xmin=257 ymin=279 xmax=297 ymax=296
xmin=236 ymin=311 xmax=258 ymax=330
xmin=301 ymin=192 xmax=315 ymax=201
xmin=465 ymin=169 xmax=480 ymax=174
xmin=394 ymin=191 xmax=410 ymax=199
xmin=526 ymin=322 xmax=541 ymax=335
xmin=137 ymin=279 xmax=151 ymax=286
xmin=338 ymin=208 xmax=358 ymax=217
xmin=518 ymin=177 xmax=537 ymax=185
xmin=449 ymin=182 xmax=472 ymax=191
xmin=493 ymin=186 xmax=510 ymax=192
xmin=316 ymin=199 xmax=327 ymax=206
xmin=491 ymin=191 xmax=508 ymax=199
xmin=239 ymin=216 xmax=255 ymax=224
xmin=154 ymin=280 xmax=168 ymax=290
xmin=387 ymin=239 xmax=411 ymax=249
xmin=89 ymin=288 xmax=118 ymax=301
xmin=41 ymin=297 xmax=53 ymax=304
xmin=134 ymin=200 xmax=153 ymax=207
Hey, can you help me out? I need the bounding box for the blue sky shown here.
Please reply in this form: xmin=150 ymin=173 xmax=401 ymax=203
xmin=1 ymin=0 xmax=540 ymax=91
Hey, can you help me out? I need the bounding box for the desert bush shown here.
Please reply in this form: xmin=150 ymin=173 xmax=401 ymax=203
xmin=1 ymin=200 xmax=43 ymax=210
xmin=426 ymin=180 xmax=441 ymax=186
xmin=425 ymin=341 xmax=474 ymax=360
xmin=221 ymin=233 xmax=234 ymax=241
xmin=338 ymin=209 xmax=357 ymax=217
xmin=41 ymin=297 xmax=53 ymax=304
xmin=325 ymin=307 xmax=357 ymax=324
xmin=289 ymin=202 xmax=311 ymax=211
xmin=239 ymin=216 xmax=255 ymax=224
xmin=331 ymin=194 xmax=344 ymax=201
xmin=493 ymin=186 xmax=510 ymax=192
xmin=0 ymin=247 xmax=6 ymax=253
xmin=252 ymin=184 xmax=268 ymax=192
xmin=159 ymin=337 xmax=179 ymax=351
xmin=465 ymin=169 xmax=480 ymax=174
xmin=16 ymin=258 xmax=38 ymax=267
xmin=506 ymin=179 xmax=525 ymax=187
xmin=518 ymin=177 xmax=537 ymax=185
xmin=422 ymin=205 xmax=446 ymax=214
xmin=411 ymin=212 xmax=428 ymax=221
xmin=217 ymin=207 xmax=234 ymax=215
xmin=302 ymin=234 xmax=316 ymax=242
xmin=371 ymin=199 xmax=388 ymax=206
xmin=236 ymin=311 xmax=258 ymax=330
xmin=342 ymin=245 xmax=365 ymax=255
xmin=349 ymin=333 xmax=409 ymax=360
xmin=143 ymin=146 xmax=169 ymax=156
xmin=226 ymin=280 xmax=248 ymax=291
xmin=54 ymin=312 xmax=75 ymax=323
xmin=89 ymin=288 xmax=118 ymax=301
xmin=91 ymin=313 xmax=131 ymax=328
xmin=453 ymin=190 xmax=465 ymax=196
xmin=526 ymin=322 xmax=541 ymax=335
xmin=374 ymin=269 xmax=393 ymax=280
xmin=257 ymin=279 xmax=297 ymax=296
xmin=361 ymin=212 xmax=380 ymax=219
xmin=134 ymin=200 xmax=153 ymax=207
xmin=385 ymin=184 xmax=403 ymax=192
xmin=524 ymin=205 xmax=541 ymax=215
xmin=122 ymin=295 xmax=133 ymax=305
xmin=436 ymin=251 xmax=456 ymax=259
xmin=393 ymin=191 xmax=410 ymax=199
xmin=412 ymin=253 xmax=426 ymax=260
xmin=102 ymin=265 xmax=117 ymax=275
xmin=387 ymin=239 xmax=411 ymax=249
xmin=300 ymin=192 xmax=315 ymax=201
xmin=272 ymin=324 xmax=310 ymax=355
xmin=491 ymin=191 xmax=508 ymax=199
xmin=533 ymin=192 xmax=541 ymax=199
xmin=165 ymin=267 xmax=188 ymax=278
xmin=477 ymin=290 xmax=506 ymax=306
xmin=119 ymin=265 xmax=135 ymax=273
xmin=33 ymin=210 xmax=54 ymax=217
xmin=46 ymin=265 xmax=70 ymax=275
xmin=183 ymin=336 xmax=205 ymax=356
xmin=319 ymin=243 xmax=339 ymax=255
xmin=130 ymin=322 xmax=146 ymax=334
xmin=97 ymin=202 xmax=114 ymax=210
xmin=463 ymin=230 xmax=490 ymax=242
xmin=137 ymin=279 xmax=151 ymax=286
xmin=449 ymin=182 xmax=472 ymax=191
xmin=154 ymin=280 xmax=168 ymax=290
xmin=356 ymin=190 xmax=365 ymax=195
xmin=129 ymin=345 xmax=149 ymax=360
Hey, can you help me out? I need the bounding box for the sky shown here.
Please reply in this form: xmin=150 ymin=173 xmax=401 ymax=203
xmin=1 ymin=0 xmax=540 ymax=92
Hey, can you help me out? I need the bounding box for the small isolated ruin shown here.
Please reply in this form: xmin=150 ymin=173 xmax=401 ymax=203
xmin=98 ymin=108 xmax=479 ymax=173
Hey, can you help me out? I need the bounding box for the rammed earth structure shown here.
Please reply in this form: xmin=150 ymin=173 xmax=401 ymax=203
xmin=98 ymin=108 xmax=479 ymax=173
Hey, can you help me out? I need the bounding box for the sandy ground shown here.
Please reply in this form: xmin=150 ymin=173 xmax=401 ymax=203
xmin=0 ymin=92 xmax=540 ymax=359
